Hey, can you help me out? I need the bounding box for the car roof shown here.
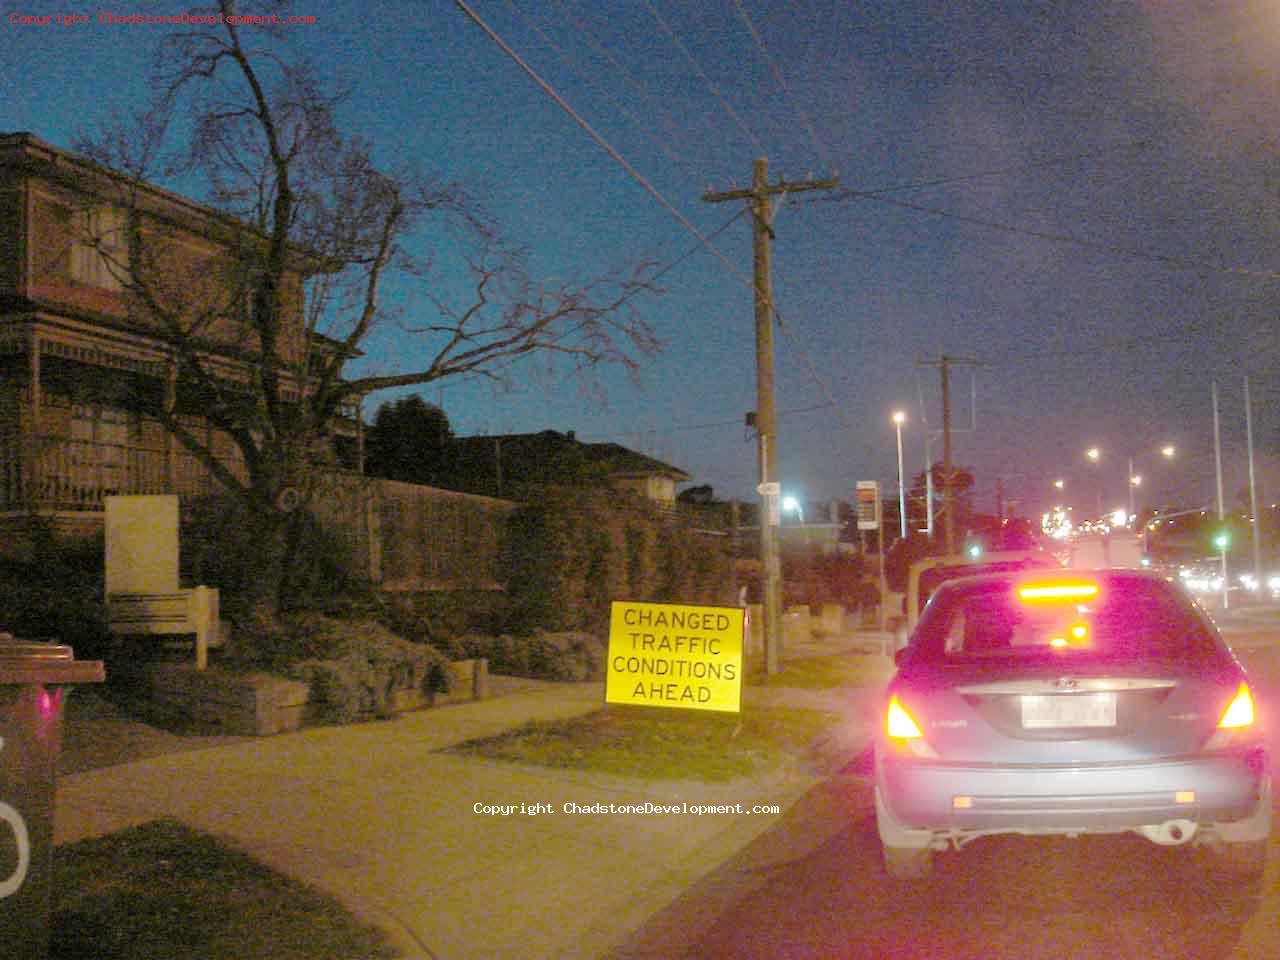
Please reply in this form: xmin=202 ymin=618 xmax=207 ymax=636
xmin=928 ymin=566 xmax=1174 ymax=598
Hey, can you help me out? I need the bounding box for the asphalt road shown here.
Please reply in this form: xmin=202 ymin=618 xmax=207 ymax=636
xmin=612 ymin=621 xmax=1280 ymax=960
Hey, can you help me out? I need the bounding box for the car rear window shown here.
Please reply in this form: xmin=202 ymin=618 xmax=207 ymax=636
xmin=912 ymin=575 xmax=1220 ymax=665
xmin=916 ymin=559 xmax=1050 ymax=614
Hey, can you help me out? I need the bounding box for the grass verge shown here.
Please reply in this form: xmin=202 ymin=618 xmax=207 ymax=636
xmin=52 ymin=819 xmax=396 ymax=960
xmin=447 ymin=703 xmax=837 ymax=781
xmin=749 ymin=654 xmax=893 ymax=690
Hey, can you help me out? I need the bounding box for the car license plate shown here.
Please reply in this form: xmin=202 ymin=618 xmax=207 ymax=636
xmin=1021 ymin=693 xmax=1116 ymax=728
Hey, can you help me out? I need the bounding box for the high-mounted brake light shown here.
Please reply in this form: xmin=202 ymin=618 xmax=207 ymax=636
xmin=1218 ymin=683 xmax=1256 ymax=729
xmin=887 ymin=695 xmax=924 ymax=740
xmin=1017 ymin=580 xmax=1100 ymax=603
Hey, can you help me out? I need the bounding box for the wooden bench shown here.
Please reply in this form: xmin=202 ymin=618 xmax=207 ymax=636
xmin=106 ymin=586 xmax=220 ymax=670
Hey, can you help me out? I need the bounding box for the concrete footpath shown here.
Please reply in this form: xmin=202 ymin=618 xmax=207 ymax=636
xmin=55 ymin=632 xmax=893 ymax=960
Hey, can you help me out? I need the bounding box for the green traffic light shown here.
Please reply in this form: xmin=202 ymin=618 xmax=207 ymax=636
xmin=1214 ymin=530 xmax=1231 ymax=550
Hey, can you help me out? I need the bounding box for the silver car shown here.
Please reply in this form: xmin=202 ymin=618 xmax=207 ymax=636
xmin=874 ymin=568 xmax=1270 ymax=879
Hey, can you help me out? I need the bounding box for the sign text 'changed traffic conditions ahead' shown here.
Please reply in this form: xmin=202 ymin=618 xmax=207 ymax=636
xmin=605 ymin=601 xmax=744 ymax=713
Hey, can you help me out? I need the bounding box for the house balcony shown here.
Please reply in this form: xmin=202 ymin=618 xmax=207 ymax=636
xmin=0 ymin=435 xmax=236 ymax=513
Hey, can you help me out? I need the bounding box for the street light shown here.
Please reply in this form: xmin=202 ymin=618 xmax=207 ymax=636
xmin=1127 ymin=445 xmax=1175 ymax=523
xmin=1085 ymin=447 xmax=1102 ymax=521
xmin=892 ymin=410 xmax=907 ymax=540
xmin=783 ymin=495 xmax=810 ymax=548
xmin=1088 ymin=445 xmax=1175 ymax=527
xmin=782 ymin=496 xmax=804 ymax=524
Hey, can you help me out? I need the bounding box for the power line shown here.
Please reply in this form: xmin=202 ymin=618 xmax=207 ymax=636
xmin=453 ymin=0 xmax=754 ymax=291
xmin=679 ymin=401 xmax=835 ymax=433
xmin=455 ymin=0 xmax=855 ymax=353
xmin=852 ymin=192 xmax=1280 ymax=280
xmin=729 ymin=0 xmax=836 ymax=175
xmin=507 ymin=0 xmax=701 ymax=184
xmin=643 ymin=0 xmax=769 ymax=159
xmin=828 ymin=139 xmax=1154 ymax=199
xmin=610 ymin=207 xmax=747 ymax=312
xmin=648 ymin=207 xmax=747 ymax=287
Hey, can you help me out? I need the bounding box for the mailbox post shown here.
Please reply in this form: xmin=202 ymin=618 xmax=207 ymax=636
xmin=0 ymin=637 xmax=104 ymax=958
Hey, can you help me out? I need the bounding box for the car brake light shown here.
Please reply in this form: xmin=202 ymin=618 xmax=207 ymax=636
xmin=887 ymin=695 xmax=924 ymax=739
xmin=1218 ymin=683 xmax=1256 ymax=729
xmin=1017 ymin=579 xmax=1100 ymax=603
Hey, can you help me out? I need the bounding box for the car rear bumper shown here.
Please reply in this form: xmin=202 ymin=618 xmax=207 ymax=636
xmin=878 ymin=747 xmax=1267 ymax=833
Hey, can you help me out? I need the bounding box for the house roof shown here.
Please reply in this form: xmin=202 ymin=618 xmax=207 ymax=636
xmin=1 ymin=131 xmax=362 ymax=365
xmin=0 ymin=131 xmax=335 ymax=274
xmin=449 ymin=430 xmax=691 ymax=484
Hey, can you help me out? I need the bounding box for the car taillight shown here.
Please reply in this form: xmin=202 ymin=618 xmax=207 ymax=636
xmin=887 ymin=695 xmax=924 ymax=739
xmin=1219 ymin=683 xmax=1256 ymax=729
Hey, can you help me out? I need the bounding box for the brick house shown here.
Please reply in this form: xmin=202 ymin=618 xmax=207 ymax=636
xmin=0 ymin=132 xmax=360 ymax=541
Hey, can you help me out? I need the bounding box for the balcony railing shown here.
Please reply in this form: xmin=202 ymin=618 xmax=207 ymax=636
xmin=0 ymin=436 xmax=244 ymax=512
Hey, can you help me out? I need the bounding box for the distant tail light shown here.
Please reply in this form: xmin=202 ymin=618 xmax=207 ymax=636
xmin=1218 ymin=683 xmax=1256 ymax=729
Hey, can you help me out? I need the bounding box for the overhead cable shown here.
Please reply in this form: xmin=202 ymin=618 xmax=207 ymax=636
xmin=643 ymin=0 xmax=769 ymax=160
xmin=730 ymin=0 xmax=836 ymax=175
xmin=453 ymin=0 xmax=755 ymax=291
xmin=507 ymin=0 xmax=698 ymax=181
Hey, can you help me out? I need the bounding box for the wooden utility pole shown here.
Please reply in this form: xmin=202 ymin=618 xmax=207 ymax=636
xmin=917 ymin=355 xmax=982 ymax=555
xmin=704 ymin=158 xmax=838 ymax=675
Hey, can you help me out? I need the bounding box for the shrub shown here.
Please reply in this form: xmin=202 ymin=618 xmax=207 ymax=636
xmin=182 ymin=494 xmax=373 ymax=620
xmin=501 ymin=488 xmax=735 ymax=635
xmin=291 ymin=660 xmax=362 ymax=725
xmin=378 ymin=591 xmax=513 ymax=658
xmin=0 ymin=541 xmax=109 ymax=661
xmin=457 ymin=630 xmax=604 ymax=682
xmin=222 ymin=613 xmax=451 ymax=724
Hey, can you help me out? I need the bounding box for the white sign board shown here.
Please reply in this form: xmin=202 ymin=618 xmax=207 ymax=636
xmin=104 ymin=495 xmax=180 ymax=596
xmin=856 ymin=481 xmax=880 ymax=531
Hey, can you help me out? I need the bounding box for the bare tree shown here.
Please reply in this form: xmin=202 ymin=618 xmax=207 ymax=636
xmin=75 ymin=0 xmax=660 ymax=609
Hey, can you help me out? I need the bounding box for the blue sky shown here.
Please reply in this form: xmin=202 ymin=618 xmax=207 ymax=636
xmin=5 ymin=1 xmax=1280 ymax=521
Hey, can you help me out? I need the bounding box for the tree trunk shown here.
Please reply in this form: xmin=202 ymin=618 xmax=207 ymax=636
xmin=238 ymin=504 xmax=290 ymax=618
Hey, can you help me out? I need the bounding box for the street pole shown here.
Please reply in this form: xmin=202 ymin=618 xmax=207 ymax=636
xmin=893 ymin=411 xmax=907 ymax=540
xmin=918 ymin=355 xmax=982 ymax=555
xmin=704 ymin=159 xmax=838 ymax=675
xmin=879 ymin=521 xmax=888 ymax=632
xmin=924 ymin=430 xmax=934 ymax=539
xmin=941 ymin=358 xmax=953 ymax=554
xmin=1246 ymin=376 xmax=1263 ymax=598
xmin=1127 ymin=456 xmax=1136 ymax=521
xmin=751 ymin=159 xmax=780 ymax=677
xmin=1212 ymin=380 xmax=1228 ymax=610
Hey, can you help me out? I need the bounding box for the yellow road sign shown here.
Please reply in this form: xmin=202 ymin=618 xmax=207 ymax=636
xmin=605 ymin=601 xmax=745 ymax=713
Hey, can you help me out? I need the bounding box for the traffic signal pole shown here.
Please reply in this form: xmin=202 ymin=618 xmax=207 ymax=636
xmin=704 ymin=158 xmax=837 ymax=675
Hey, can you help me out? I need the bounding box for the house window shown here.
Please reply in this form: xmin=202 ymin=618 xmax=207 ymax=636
xmin=71 ymin=207 xmax=129 ymax=291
